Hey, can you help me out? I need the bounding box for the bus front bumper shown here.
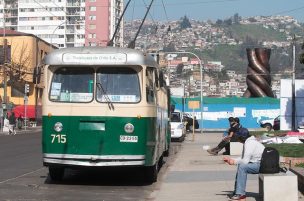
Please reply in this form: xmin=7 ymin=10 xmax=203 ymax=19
xmin=43 ymin=154 xmax=145 ymax=167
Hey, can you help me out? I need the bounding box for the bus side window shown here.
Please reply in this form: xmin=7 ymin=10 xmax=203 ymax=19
xmin=146 ymin=67 xmax=155 ymax=103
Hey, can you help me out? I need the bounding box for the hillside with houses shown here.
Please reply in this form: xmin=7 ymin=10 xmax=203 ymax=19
xmin=124 ymin=15 xmax=304 ymax=98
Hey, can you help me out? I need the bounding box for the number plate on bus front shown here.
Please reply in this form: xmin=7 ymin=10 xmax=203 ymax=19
xmin=120 ymin=135 xmax=138 ymax=143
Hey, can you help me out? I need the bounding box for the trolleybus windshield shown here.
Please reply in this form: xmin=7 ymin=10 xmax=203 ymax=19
xmin=49 ymin=67 xmax=94 ymax=103
xmin=96 ymin=67 xmax=140 ymax=103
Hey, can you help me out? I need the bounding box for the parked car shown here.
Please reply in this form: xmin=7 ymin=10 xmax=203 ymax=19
xmin=259 ymin=118 xmax=273 ymax=132
xmin=259 ymin=116 xmax=280 ymax=131
xmin=183 ymin=113 xmax=199 ymax=132
xmin=273 ymin=116 xmax=280 ymax=131
xmin=170 ymin=111 xmax=186 ymax=141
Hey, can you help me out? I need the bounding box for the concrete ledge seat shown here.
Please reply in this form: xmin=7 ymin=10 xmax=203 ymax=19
xmin=259 ymin=171 xmax=298 ymax=201
xmin=229 ymin=142 xmax=243 ymax=155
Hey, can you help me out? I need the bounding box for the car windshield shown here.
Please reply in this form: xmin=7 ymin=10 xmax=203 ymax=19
xmin=171 ymin=112 xmax=181 ymax=122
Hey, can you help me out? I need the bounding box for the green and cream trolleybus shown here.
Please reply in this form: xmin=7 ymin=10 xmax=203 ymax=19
xmin=41 ymin=47 xmax=170 ymax=183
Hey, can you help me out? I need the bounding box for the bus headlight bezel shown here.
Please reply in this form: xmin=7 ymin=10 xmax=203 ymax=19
xmin=124 ymin=123 xmax=134 ymax=133
xmin=54 ymin=122 xmax=63 ymax=132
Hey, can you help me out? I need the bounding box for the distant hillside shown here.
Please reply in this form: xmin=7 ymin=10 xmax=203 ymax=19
xmin=226 ymin=24 xmax=287 ymax=42
xmin=197 ymin=24 xmax=292 ymax=73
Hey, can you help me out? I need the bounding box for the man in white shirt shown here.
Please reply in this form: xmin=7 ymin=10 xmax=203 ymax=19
xmin=223 ymin=129 xmax=265 ymax=200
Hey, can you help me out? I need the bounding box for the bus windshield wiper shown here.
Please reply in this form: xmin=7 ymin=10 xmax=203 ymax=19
xmin=96 ymin=82 xmax=114 ymax=110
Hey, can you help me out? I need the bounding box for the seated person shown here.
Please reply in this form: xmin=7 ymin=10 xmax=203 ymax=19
xmin=223 ymin=129 xmax=265 ymax=200
xmin=207 ymin=117 xmax=241 ymax=155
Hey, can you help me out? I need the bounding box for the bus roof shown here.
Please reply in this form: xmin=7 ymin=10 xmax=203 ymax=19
xmin=43 ymin=47 xmax=158 ymax=67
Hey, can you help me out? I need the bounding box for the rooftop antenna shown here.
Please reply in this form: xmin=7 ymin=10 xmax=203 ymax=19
xmin=107 ymin=0 xmax=132 ymax=47
xmin=127 ymin=0 xmax=155 ymax=49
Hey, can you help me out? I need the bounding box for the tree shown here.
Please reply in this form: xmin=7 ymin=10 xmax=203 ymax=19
xmin=300 ymin=42 xmax=304 ymax=64
xmin=180 ymin=16 xmax=192 ymax=29
xmin=5 ymin=42 xmax=32 ymax=97
xmin=233 ymin=13 xmax=240 ymax=24
xmin=216 ymin=19 xmax=223 ymax=26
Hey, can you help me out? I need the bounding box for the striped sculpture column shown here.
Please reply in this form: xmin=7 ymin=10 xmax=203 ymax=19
xmin=243 ymin=48 xmax=275 ymax=98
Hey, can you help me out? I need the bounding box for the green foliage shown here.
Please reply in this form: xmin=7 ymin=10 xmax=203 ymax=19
xmin=201 ymin=44 xmax=246 ymax=72
xmin=250 ymin=131 xmax=304 ymax=158
xmin=227 ymin=24 xmax=286 ymax=42
xmin=265 ymin=144 xmax=304 ymax=158
xmin=296 ymin=163 xmax=304 ymax=168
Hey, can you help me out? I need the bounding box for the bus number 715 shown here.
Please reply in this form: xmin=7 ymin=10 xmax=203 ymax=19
xmin=51 ymin=134 xmax=67 ymax=144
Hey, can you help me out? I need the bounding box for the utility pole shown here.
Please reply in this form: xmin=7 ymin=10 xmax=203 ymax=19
xmin=165 ymin=51 xmax=204 ymax=134
xmin=292 ymin=35 xmax=296 ymax=131
xmin=2 ymin=0 xmax=7 ymax=123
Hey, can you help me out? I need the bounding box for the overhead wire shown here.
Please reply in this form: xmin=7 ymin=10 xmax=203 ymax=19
xmin=272 ymin=5 xmax=304 ymax=16
xmin=32 ymin=0 xmax=104 ymax=45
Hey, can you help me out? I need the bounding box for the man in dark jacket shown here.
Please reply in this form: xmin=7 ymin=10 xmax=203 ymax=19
xmin=8 ymin=112 xmax=16 ymax=135
xmin=207 ymin=117 xmax=241 ymax=155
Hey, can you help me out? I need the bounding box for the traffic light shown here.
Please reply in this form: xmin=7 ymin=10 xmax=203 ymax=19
xmin=25 ymin=83 xmax=29 ymax=95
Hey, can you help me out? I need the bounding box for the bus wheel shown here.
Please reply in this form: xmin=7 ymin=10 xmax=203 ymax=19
xmin=189 ymin=125 xmax=193 ymax=132
xmin=49 ymin=167 xmax=65 ymax=181
xmin=164 ymin=146 xmax=170 ymax=157
xmin=145 ymin=164 xmax=158 ymax=183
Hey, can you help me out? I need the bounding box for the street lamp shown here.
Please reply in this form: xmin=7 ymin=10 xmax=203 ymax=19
xmin=50 ymin=21 xmax=66 ymax=46
xmin=165 ymin=51 xmax=204 ymax=134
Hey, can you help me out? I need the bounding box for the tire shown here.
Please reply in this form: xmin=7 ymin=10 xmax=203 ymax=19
xmin=264 ymin=123 xmax=272 ymax=132
xmin=145 ymin=164 xmax=158 ymax=183
xmin=189 ymin=125 xmax=193 ymax=132
xmin=164 ymin=145 xmax=170 ymax=157
xmin=49 ymin=167 xmax=65 ymax=181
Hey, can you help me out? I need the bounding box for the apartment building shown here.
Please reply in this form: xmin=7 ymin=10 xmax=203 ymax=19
xmin=0 ymin=0 xmax=123 ymax=48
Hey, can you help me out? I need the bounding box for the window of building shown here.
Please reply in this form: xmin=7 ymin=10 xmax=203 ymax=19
xmin=89 ymin=6 xmax=96 ymax=11
xmin=89 ymin=24 xmax=96 ymax=29
xmin=89 ymin=15 xmax=96 ymax=20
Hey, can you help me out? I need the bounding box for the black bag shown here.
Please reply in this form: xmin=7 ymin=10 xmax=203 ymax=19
xmin=235 ymin=127 xmax=249 ymax=138
xmin=259 ymin=147 xmax=280 ymax=174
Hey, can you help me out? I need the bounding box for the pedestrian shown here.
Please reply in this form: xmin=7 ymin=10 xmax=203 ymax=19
xmin=223 ymin=130 xmax=265 ymax=200
xmin=207 ymin=117 xmax=241 ymax=155
xmin=8 ymin=112 xmax=16 ymax=135
xmin=17 ymin=116 xmax=23 ymax=130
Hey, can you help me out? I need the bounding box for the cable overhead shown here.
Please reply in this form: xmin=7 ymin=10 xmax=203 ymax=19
xmin=107 ymin=0 xmax=132 ymax=47
xmin=32 ymin=0 xmax=103 ymax=45
xmin=141 ymin=0 xmax=156 ymax=24
xmin=128 ymin=0 xmax=155 ymax=49
xmin=161 ymin=0 xmax=169 ymax=21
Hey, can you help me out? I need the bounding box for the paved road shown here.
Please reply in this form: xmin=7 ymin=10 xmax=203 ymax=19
xmin=0 ymin=131 xmax=182 ymax=201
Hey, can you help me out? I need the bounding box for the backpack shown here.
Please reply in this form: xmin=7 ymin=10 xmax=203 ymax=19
xmin=259 ymin=147 xmax=280 ymax=174
xmin=235 ymin=127 xmax=249 ymax=138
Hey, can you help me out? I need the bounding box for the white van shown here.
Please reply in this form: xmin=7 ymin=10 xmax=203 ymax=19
xmin=170 ymin=111 xmax=186 ymax=140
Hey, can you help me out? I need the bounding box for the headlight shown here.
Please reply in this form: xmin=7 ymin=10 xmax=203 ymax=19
xmin=177 ymin=124 xmax=184 ymax=129
xmin=124 ymin=123 xmax=134 ymax=133
xmin=54 ymin=122 xmax=63 ymax=132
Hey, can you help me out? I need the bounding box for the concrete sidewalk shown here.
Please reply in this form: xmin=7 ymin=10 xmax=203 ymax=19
xmin=151 ymin=132 xmax=304 ymax=201
xmin=0 ymin=125 xmax=41 ymax=135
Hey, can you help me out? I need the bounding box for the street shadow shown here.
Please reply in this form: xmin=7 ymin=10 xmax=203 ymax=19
xmin=45 ymin=166 xmax=152 ymax=186
xmin=284 ymin=87 xmax=304 ymax=129
xmin=219 ymin=191 xmax=262 ymax=201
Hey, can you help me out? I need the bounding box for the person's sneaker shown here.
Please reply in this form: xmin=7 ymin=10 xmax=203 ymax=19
xmin=228 ymin=194 xmax=246 ymax=200
xmin=222 ymin=151 xmax=230 ymax=155
xmin=207 ymin=148 xmax=218 ymax=155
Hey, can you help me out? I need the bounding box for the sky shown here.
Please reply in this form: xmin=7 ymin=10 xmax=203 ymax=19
xmin=124 ymin=0 xmax=304 ymax=22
